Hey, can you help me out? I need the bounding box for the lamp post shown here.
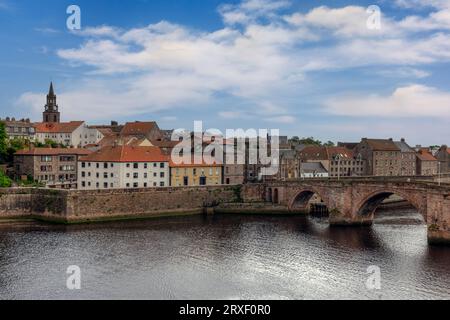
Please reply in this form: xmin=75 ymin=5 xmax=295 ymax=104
xmin=333 ymin=154 xmax=341 ymax=181
xmin=438 ymin=161 xmax=441 ymax=186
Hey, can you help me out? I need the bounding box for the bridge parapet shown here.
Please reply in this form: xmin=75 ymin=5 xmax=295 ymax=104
xmin=259 ymin=179 xmax=450 ymax=245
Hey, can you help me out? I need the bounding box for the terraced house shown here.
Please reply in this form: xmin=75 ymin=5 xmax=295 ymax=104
xmin=14 ymin=148 xmax=91 ymax=189
xmin=77 ymin=145 xmax=170 ymax=190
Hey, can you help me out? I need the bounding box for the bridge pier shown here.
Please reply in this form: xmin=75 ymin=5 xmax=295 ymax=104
xmin=260 ymin=179 xmax=450 ymax=247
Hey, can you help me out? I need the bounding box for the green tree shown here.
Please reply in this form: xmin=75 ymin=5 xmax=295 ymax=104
xmin=0 ymin=171 xmax=12 ymax=188
xmin=323 ymin=141 xmax=336 ymax=147
xmin=299 ymin=137 xmax=323 ymax=146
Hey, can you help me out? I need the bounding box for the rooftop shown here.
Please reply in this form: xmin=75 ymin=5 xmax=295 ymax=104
xmin=34 ymin=121 xmax=84 ymax=134
xmin=79 ymin=146 xmax=169 ymax=163
xmin=120 ymin=121 xmax=159 ymax=136
xmin=362 ymin=138 xmax=401 ymax=151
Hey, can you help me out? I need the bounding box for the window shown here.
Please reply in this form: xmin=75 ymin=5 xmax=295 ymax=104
xmin=81 ymin=162 xmax=86 ymax=168
xmin=133 ymin=183 xmax=138 ymax=188
xmin=144 ymin=163 xmax=148 ymax=169
xmin=81 ymin=181 xmax=86 ymax=187
xmin=41 ymin=156 xmax=52 ymax=162
xmin=126 ymin=183 xmax=130 ymax=188
xmin=134 ymin=173 xmax=139 ymax=179
xmin=104 ymin=182 xmax=108 ymax=189
xmin=104 ymin=163 xmax=108 ymax=169
xmin=104 ymin=173 xmax=108 ymax=179
xmin=153 ymin=163 xmax=157 ymax=168
xmin=110 ymin=173 xmax=114 ymax=178
xmin=96 ymin=163 xmax=100 ymax=169
xmin=126 ymin=163 xmax=131 ymax=168
xmin=133 ymin=163 xmax=139 ymax=169
xmin=144 ymin=173 xmax=148 ymax=179
xmin=160 ymin=163 xmax=165 ymax=168
xmin=153 ymin=173 xmax=157 ymax=177
xmin=96 ymin=173 xmax=100 ymax=178
xmin=81 ymin=172 xmax=86 ymax=178
xmin=160 ymin=172 xmax=165 ymax=178
xmin=126 ymin=173 xmax=130 ymax=178
xmin=96 ymin=182 xmax=99 ymax=188
xmin=144 ymin=183 xmax=147 ymax=188
xmin=160 ymin=182 xmax=165 ymax=187
xmin=193 ymin=169 xmax=197 ymax=175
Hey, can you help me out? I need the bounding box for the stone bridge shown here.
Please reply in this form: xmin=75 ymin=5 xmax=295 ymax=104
xmin=246 ymin=179 xmax=450 ymax=245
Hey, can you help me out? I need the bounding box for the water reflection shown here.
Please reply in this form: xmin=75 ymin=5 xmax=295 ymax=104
xmin=0 ymin=208 xmax=448 ymax=300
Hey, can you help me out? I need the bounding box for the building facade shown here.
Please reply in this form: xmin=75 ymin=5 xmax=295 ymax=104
xmin=78 ymin=146 xmax=170 ymax=190
xmin=416 ymin=150 xmax=438 ymax=176
xmin=298 ymin=146 xmax=364 ymax=178
xmin=170 ymin=161 xmax=222 ymax=187
xmin=0 ymin=118 xmax=35 ymax=140
xmin=436 ymin=145 xmax=450 ymax=173
xmin=354 ymin=139 xmax=402 ymax=176
xmin=394 ymin=139 xmax=417 ymax=176
xmin=14 ymin=148 xmax=91 ymax=189
xmin=34 ymin=121 xmax=104 ymax=147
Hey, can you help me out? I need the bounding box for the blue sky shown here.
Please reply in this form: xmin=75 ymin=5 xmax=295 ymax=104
xmin=0 ymin=0 xmax=449 ymax=145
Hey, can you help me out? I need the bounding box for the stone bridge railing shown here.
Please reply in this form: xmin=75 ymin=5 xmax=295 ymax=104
xmin=245 ymin=179 xmax=450 ymax=245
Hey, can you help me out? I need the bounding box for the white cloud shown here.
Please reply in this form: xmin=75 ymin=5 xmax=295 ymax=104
xmin=16 ymin=0 xmax=450 ymax=125
xmin=325 ymin=84 xmax=450 ymax=118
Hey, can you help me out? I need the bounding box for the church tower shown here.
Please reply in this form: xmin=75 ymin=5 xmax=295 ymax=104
xmin=43 ymin=82 xmax=60 ymax=123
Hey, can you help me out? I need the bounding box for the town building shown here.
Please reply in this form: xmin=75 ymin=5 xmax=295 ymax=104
xmin=416 ymin=150 xmax=439 ymax=176
xmin=34 ymin=121 xmax=104 ymax=148
xmin=14 ymin=148 xmax=91 ymax=189
xmin=170 ymin=159 xmax=222 ymax=187
xmin=298 ymin=146 xmax=364 ymax=178
xmin=436 ymin=145 xmax=450 ymax=173
xmin=120 ymin=121 xmax=164 ymax=142
xmin=0 ymin=118 xmax=35 ymax=140
xmin=78 ymin=146 xmax=170 ymax=190
xmin=354 ymin=138 xmax=402 ymax=176
xmin=275 ymin=150 xmax=300 ymax=180
xmin=394 ymin=138 xmax=417 ymax=176
xmin=300 ymin=162 xmax=329 ymax=179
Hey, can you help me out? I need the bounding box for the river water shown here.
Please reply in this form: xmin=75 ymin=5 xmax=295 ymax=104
xmin=0 ymin=209 xmax=449 ymax=300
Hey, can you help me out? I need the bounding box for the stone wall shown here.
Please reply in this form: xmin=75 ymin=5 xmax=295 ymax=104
xmin=0 ymin=188 xmax=67 ymax=220
xmin=0 ymin=186 xmax=242 ymax=223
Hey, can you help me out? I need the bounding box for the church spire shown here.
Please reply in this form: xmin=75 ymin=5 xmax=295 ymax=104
xmin=49 ymin=82 xmax=54 ymax=96
xmin=43 ymin=81 xmax=60 ymax=123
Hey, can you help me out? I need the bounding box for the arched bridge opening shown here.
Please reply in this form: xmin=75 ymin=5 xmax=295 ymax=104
xmin=289 ymin=190 xmax=329 ymax=216
xmin=357 ymin=191 xmax=425 ymax=224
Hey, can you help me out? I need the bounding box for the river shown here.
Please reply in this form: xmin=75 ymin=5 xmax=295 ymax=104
xmin=0 ymin=209 xmax=449 ymax=300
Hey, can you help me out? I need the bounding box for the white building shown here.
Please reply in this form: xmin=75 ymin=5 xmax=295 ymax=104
xmin=300 ymin=162 xmax=329 ymax=179
xmin=78 ymin=145 xmax=170 ymax=190
xmin=34 ymin=121 xmax=104 ymax=147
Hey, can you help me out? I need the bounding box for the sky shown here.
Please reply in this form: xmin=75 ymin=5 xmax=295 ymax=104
xmin=0 ymin=0 xmax=449 ymax=145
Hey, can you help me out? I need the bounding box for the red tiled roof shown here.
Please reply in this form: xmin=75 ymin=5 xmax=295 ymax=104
xmin=79 ymin=146 xmax=169 ymax=163
xmin=120 ymin=122 xmax=159 ymax=136
xmin=417 ymin=150 xmax=437 ymax=161
xmin=15 ymin=148 xmax=92 ymax=156
xmin=34 ymin=121 xmax=84 ymax=133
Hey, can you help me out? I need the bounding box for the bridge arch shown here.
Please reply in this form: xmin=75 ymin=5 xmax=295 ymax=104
xmin=289 ymin=188 xmax=330 ymax=212
xmin=355 ymin=189 xmax=426 ymax=221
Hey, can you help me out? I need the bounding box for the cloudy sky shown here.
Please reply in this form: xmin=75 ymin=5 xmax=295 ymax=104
xmin=0 ymin=0 xmax=449 ymax=145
